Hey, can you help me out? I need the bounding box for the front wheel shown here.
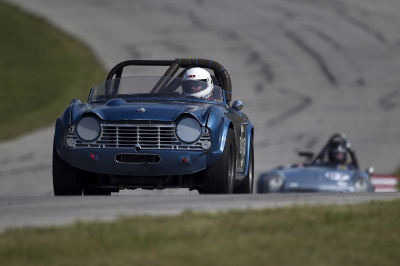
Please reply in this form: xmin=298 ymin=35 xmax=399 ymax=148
xmin=52 ymin=139 xmax=82 ymax=196
xmin=203 ymin=128 xmax=236 ymax=194
xmin=81 ymin=170 xmax=111 ymax=195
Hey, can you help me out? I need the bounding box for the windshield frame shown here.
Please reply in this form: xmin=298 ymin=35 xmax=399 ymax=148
xmin=87 ymin=76 xmax=226 ymax=105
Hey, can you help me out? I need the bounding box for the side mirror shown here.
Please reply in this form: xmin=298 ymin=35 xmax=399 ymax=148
xmin=366 ymin=166 xmax=374 ymax=175
xmin=232 ymin=100 xmax=243 ymax=111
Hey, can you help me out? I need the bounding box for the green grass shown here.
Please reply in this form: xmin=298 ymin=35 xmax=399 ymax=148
xmin=395 ymin=167 xmax=400 ymax=191
xmin=0 ymin=1 xmax=105 ymax=140
xmin=1 ymin=200 xmax=400 ymax=266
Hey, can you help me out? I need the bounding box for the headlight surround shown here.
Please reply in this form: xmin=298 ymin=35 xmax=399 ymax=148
xmin=76 ymin=116 xmax=101 ymax=142
xmin=268 ymin=174 xmax=284 ymax=192
xmin=353 ymin=177 xmax=369 ymax=192
xmin=175 ymin=117 xmax=202 ymax=144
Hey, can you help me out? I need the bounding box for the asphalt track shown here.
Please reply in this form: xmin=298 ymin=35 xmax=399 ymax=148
xmin=1 ymin=0 xmax=400 ymax=231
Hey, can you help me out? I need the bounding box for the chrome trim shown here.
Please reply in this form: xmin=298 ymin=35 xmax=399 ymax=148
xmin=88 ymin=88 xmax=94 ymax=102
xmin=70 ymin=99 xmax=81 ymax=104
xmin=232 ymin=100 xmax=243 ymax=111
xmin=174 ymin=117 xmax=202 ymax=144
xmin=75 ymin=117 xmax=103 ymax=143
xmin=67 ymin=122 xmax=211 ymax=150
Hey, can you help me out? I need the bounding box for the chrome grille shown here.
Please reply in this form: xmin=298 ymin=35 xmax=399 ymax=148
xmin=67 ymin=123 xmax=211 ymax=150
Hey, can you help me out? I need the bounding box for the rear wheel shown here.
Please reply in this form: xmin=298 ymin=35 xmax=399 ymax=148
xmin=52 ymin=139 xmax=82 ymax=196
xmin=234 ymin=135 xmax=254 ymax=194
xmin=203 ymin=128 xmax=236 ymax=194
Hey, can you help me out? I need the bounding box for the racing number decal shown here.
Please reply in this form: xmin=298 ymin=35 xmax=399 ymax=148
xmin=325 ymin=172 xmax=351 ymax=181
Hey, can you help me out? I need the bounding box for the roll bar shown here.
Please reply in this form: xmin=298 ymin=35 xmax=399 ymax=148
xmin=312 ymin=133 xmax=359 ymax=168
xmin=105 ymin=58 xmax=233 ymax=104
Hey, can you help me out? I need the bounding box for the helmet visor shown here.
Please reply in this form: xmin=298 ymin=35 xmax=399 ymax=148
xmin=333 ymin=152 xmax=345 ymax=161
xmin=182 ymin=79 xmax=208 ymax=93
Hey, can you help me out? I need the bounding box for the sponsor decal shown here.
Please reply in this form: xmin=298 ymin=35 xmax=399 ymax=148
xmin=325 ymin=172 xmax=351 ymax=181
xmin=188 ymin=75 xmax=196 ymax=78
xmin=202 ymin=93 xmax=211 ymax=99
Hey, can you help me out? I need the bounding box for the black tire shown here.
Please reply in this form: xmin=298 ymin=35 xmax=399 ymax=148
xmin=234 ymin=135 xmax=254 ymax=194
xmin=80 ymin=170 xmax=111 ymax=195
xmin=203 ymin=128 xmax=236 ymax=194
xmin=52 ymin=139 xmax=82 ymax=196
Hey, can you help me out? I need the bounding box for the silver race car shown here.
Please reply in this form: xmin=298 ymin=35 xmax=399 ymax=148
xmin=257 ymin=133 xmax=374 ymax=193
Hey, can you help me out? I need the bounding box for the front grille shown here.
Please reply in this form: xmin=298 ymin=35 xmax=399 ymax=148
xmin=67 ymin=123 xmax=211 ymax=150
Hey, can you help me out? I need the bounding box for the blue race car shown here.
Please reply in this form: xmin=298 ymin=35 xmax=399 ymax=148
xmin=257 ymin=133 xmax=374 ymax=193
xmin=53 ymin=59 xmax=254 ymax=195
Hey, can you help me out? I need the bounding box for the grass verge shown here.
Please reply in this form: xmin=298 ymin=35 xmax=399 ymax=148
xmin=0 ymin=1 xmax=105 ymax=141
xmin=395 ymin=167 xmax=400 ymax=191
xmin=1 ymin=200 xmax=400 ymax=266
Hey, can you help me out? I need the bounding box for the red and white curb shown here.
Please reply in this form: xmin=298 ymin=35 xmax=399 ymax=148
xmin=371 ymin=175 xmax=399 ymax=192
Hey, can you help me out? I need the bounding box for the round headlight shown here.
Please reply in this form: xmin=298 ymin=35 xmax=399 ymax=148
xmin=76 ymin=116 xmax=101 ymax=142
xmin=175 ymin=117 xmax=202 ymax=143
xmin=354 ymin=178 xmax=369 ymax=192
xmin=268 ymin=174 xmax=284 ymax=191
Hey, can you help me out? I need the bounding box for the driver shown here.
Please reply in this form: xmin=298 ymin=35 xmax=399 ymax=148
xmin=328 ymin=141 xmax=347 ymax=164
xmin=181 ymin=67 xmax=214 ymax=100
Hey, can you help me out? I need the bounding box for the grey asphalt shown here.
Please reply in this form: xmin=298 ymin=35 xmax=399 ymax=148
xmin=1 ymin=0 xmax=400 ymax=231
xmin=1 ymin=193 xmax=400 ymax=232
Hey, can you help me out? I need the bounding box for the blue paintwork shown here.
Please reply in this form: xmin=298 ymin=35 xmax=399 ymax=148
xmin=83 ymin=101 xmax=213 ymax=126
xmin=243 ymin=124 xmax=254 ymax=177
xmin=56 ymin=96 xmax=253 ymax=181
xmin=53 ymin=59 xmax=255 ymax=193
xmin=257 ymin=134 xmax=374 ymax=193
xmin=257 ymin=164 xmax=373 ymax=193
xmin=70 ymin=148 xmax=207 ymax=176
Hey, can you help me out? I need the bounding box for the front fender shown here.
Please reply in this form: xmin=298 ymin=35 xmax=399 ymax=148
xmin=206 ymin=108 xmax=233 ymax=167
xmin=55 ymin=106 xmax=72 ymax=164
xmin=243 ymin=124 xmax=254 ymax=177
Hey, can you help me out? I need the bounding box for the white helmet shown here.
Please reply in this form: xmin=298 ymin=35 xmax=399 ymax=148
xmin=182 ymin=67 xmax=213 ymax=100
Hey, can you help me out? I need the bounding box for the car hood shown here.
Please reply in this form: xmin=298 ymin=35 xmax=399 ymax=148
xmin=280 ymin=166 xmax=357 ymax=192
xmin=72 ymin=100 xmax=214 ymax=125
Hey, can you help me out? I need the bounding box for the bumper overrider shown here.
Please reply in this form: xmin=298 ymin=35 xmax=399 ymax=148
xmin=64 ymin=121 xmax=212 ymax=176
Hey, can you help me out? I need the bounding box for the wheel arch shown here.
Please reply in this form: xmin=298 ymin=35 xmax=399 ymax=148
xmin=55 ymin=105 xmax=73 ymax=164
xmin=206 ymin=114 xmax=235 ymax=167
xmin=243 ymin=125 xmax=254 ymax=178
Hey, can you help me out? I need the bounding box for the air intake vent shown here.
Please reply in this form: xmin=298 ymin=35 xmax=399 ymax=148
xmin=115 ymin=154 xmax=160 ymax=164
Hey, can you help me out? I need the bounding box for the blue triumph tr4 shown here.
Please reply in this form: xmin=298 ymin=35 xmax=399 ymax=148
xmin=53 ymin=59 xmax=254 ymax=195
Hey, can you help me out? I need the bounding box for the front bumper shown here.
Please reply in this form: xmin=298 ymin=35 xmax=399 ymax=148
xmin=70 ymin=148 xmax=207 ymax=176
xmin=282 ymin=185 xmax=353 ymax=193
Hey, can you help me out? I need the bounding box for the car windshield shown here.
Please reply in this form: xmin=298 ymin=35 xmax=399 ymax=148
xmin=89 ymin=76 xmax=225 ymax=104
